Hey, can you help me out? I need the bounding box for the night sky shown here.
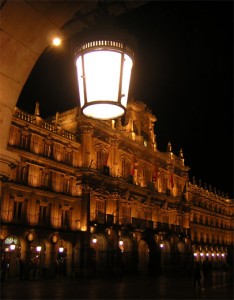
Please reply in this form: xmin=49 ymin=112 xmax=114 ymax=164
xmin=17 ymin=1 xmax=233 ymax=198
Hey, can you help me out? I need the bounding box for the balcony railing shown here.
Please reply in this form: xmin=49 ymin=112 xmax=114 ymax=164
xmin=14 ymin=108 xmax=76 ymax=141
xmin=132 ymin=217 xmax=154 ymax=230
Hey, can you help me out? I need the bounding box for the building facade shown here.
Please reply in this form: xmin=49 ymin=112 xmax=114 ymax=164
xmin=0 ymin=99 xmax=233 ymax=280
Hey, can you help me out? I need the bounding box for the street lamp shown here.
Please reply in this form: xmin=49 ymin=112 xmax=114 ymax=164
xmin=72 ymin=11 xmax=135 ymax=120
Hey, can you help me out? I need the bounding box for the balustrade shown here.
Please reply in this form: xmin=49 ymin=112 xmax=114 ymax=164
xmin=14 ymin=108 xmax=76 ymax=141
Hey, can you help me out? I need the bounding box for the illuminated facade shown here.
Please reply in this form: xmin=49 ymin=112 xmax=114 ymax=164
xmin=0 ymin=99 xmax=233 ymax=280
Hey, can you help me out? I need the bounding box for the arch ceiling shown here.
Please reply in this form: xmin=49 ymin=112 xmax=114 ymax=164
xmin=0 ymin=0 xmax=148 ymax=179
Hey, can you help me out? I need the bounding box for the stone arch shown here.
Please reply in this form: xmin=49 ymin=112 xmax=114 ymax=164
xmin=160 ymin=239 xmax=170 ymax=271
xmin=138 ymin=234 xmax=161 ymax=276
xmin=2 ymin=235 xmax=23 ymax=279
xmin=0 ymin=2 xmax=86 ymax=178
xmin=90 ymin=233 xmax=109 ymax=251
xmin=0 ymin=1 xmax=143 ymax=180
xmin=90 ymin=233 xmax=109 ymax=276
xmin=178 ymin=241 xmax=185 ymax=253
xmin=52 ymin=238 xmax=72 ymax=278
xmin=120 ymin=236 xmax=133 ymax=274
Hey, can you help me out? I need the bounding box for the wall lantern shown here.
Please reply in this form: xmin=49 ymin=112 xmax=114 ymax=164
xmin=92 ymin=236 xmax=97 ymax=244
xmin=27 ymin=232 xmax=34 ymax=242
xmin=36 ymin=245 xmax=42 ymax=252
xmin=58 ymin=240 xmax=64 ymax=252
xmin=10 ymin=243 xmax=16 ymax=251
xmin=72 ymin=9 xmax=135 ymax=120
xmin=51 ymin=234 xmax=58 ymax=244
xmin=119 ymin=239 xmax=124 ymax=247
xmin=118 ymin=238 xmax=124 ymax=252
xmin=59 ymin=246 xmax=64 ymax=253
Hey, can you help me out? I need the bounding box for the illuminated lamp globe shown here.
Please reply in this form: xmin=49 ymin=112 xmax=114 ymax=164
xmin=72 ymin=22 xmax=135 ymax=120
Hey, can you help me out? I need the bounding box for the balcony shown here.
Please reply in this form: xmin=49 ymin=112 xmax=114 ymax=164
xmin=131 ymin=217 xmax=154 ymax=230
xmin=91 ymin=212 xmax=115 ymax=226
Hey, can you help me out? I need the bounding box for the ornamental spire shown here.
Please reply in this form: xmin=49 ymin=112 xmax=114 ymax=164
xmin=34 ymin=101 xmax=40 ymax=116
xmin=167 ymin=141 xmax=173 ymax=159
xmin=167 ymin=141 xmax=172 ymax=152
xmin=179 ymin=148 xmax=184 ymax=165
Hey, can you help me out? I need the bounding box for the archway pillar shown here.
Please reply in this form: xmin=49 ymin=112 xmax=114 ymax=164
xmin=0 ymin=149 xmax=19 ymax=180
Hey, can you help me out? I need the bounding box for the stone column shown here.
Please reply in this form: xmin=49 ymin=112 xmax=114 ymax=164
xmin=0 ymin=149 xmax=19 ymax=181
xmin=80 ymin=125 xmax=93 ymax=168
xmin=80 ymin=182 xmax=92 ymax=278
xmin=111 ymin=137 xmax=119 ymax=177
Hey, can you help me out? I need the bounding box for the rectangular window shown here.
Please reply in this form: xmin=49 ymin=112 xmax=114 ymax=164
xmin=145 ymin=210 xmax=152 ymax=220
xmin=96 ymin=200 xmax=105 ymax=213
xmin=20 ymin=133 xmax=30 ymax=149
xmin=39 ymin=206 xmax=47 ymax=223
xmin=121 ymin=160 xmax=130 ymax=179
xmin=142 ymin=168 xmax=150 ymax=183
xmin=96 ymin=200 xmax=105 ymax=223
xmin=61 ymin=209 xmax=70 ymax=226
xmin=64 ymin=178 xmax=71 ymax=194
xmin=96 ymin=150 xmax=105 ymax=171
xmin=121 ymin=205 xmax=131 ymax=225
xmin=13 ymin=202 xmax=22 ymax=220
xmin=65 ymin=150 xmax=73 ymax=165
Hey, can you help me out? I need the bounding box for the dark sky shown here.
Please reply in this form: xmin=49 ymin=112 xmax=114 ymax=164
xmin=17 ymin=1 xmax=233 ymax=198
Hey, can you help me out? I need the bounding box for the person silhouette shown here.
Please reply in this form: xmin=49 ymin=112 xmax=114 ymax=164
xmin=193 ymin=259 xmax=203 ymax=290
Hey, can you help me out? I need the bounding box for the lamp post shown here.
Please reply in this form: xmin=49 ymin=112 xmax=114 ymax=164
xmin=80 ymin=181 xmax=92 ymax=278
xmin=118 ymin=238 xmax=125 ymax=275
xmin=36 ymin=245 xmax=42 ymax=280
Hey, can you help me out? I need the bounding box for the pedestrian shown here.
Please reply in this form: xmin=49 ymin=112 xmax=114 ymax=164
xmin=202 ymin=257 xmax=212 ymax=287
xmin=18 ymin=258 xmax=25 ymax=280
xmin=193 ymin=259 xmax=203 ymax=290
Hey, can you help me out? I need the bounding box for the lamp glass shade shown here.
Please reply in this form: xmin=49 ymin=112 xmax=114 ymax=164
xmin=75 ymin=40 xmax=134 ymax=120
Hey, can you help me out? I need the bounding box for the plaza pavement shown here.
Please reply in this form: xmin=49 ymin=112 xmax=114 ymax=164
xmin=1 ymin=270 xmax=233 ymax=300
